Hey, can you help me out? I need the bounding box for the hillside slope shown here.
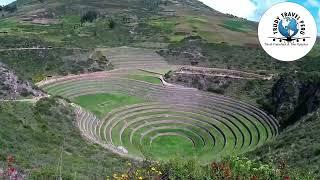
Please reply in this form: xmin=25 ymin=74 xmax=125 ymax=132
xmin=248 ymin=109 xmax=320 ymax=173
xmin=0 ymin=0 xmax=258 ymax=46
xmin=0 ymin=98 xmax=126 ymax=178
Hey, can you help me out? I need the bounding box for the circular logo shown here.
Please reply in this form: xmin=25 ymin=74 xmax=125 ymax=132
xmin=258 ymin=2 xmax=317 ymax=61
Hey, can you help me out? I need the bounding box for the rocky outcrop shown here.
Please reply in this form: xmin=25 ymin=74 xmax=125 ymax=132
xmin=0 ymin=63 xmax=44 ymax=100
xmin=259 ymin=73 xmax=320 ymax=128
xmin=165 ymin=70 xmax=232 ymax=94
xmin=164 ymin=66 xmax=271 ymax=94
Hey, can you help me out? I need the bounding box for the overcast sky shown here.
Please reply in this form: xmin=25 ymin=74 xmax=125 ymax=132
xmin=0 ymin=0 xmax=15 ymax=6
xmin=198 ymin=0 xmax=320 ymax=33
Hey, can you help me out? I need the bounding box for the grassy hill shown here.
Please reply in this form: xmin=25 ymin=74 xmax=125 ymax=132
xmin=248 ymin=109 xmax=320 ymax=173
xmin=0 ymin=0 xmax=266 ymax=84
xmin=0 ymin=98 xmax=127 ymax=178
xmin=0 ymin=0 xmax=258 ymax=47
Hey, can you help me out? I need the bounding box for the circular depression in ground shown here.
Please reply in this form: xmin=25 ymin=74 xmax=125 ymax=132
xmin=39 ymin=70 xmax=279 ymax=162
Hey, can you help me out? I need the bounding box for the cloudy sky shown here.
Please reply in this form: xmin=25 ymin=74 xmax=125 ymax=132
xmin=199 ymin=0 xmax=320 ymax=33
xmin=0 ymin=0 xmax=14 ymax=6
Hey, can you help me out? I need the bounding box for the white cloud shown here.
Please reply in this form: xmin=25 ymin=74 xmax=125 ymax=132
xmin=198 ymin=0 xmax=257 ymax=18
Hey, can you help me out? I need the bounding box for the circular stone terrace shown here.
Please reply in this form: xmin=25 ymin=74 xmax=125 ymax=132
xmin=37 ymin=47 xmax=279 ymax=162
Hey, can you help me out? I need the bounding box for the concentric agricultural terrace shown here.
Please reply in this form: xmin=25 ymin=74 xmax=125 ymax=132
xmin=38 ymin=47 xmax=279 ymax=162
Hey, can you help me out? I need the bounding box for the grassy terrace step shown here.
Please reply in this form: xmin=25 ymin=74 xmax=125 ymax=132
xmin=40 ymin=71 xmax=279 ymax=162
xmin=44 ymin=86 xmax=276 ymax=148
xmin=97 ymin=104 xmax=251 ymax=145
xmin=119 ymin=110 xmax=239 ymax=148
xmin=74 ymin=100 xmax=276 ymax=160
xmin=39 ymin=76 xmax=270 ymax=122
xmin=98 ymin=47 xmax=170 ymax=69
xmin=46 ymin=86 xmax=274 ymax=135
xmin=100 ymin=104 xmax=261 ymax=153
xmin=113 ymin=114 xmax=226 ymax=148
xmin=124 ymin=120 xmax=223 ymax=156
xmin=50 ymin=79 xmax=277 ymax=137
xmin=42 ymin=80 xmax=275 ymax=138
xmin=73 ymin=93 xmax=144 ymax=118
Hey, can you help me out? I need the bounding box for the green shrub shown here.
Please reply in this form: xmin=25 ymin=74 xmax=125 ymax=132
xmin=114 ymin=156 xmax=317 ymax=179
xmin=81 ymin=11 xmax=98 ymax=24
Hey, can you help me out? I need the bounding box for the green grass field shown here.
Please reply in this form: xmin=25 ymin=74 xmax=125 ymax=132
xmin=127 ymin=74 xmax=161 ymax=84
xmin=220 ymin=19 xmax=254 ymax=33
xmin=73 ymin=93 xmax=144 ymax=118
xmin=145 ymin=135 xmax=197 ymax=160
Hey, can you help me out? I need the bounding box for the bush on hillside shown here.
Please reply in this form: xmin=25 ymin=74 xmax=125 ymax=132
xmin=112 ymin=157 xmax=316 ymax=179
xmin=81 ymin=11 xmax=98 ymax=25
xmin=108 ymin=19 xmax=116 ymax=29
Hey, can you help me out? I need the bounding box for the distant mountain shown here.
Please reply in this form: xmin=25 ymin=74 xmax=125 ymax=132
xmin=4 ymin=0 xmax=259 ymax=46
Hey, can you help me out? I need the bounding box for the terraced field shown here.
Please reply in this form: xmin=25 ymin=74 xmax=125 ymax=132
xmin=97 ymin=47 xmax=171 ymax=70
xmin=38 ymin=67 xmax=279 ymax=162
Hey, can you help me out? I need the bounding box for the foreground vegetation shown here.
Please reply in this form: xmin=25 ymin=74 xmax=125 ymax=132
xmin=0 ymin=98 xmax=126 ymax=178
xmin=112 ymin=157 xmax=316 ymax=179
xmin=249 ymin=109 xmax=320 ymax=174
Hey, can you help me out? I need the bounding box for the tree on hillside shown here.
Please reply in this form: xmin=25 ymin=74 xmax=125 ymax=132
xmin=80 ymin=11 xmax=98 ymax=25
xmin=108 ymin=19 xmax=115 ymax=29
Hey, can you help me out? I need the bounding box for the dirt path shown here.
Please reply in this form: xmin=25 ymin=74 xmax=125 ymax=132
xmin=0 ymin=47 xmax=89 ymax=52
xmin=159 ymin=76 xmax=174 ymax=86
xmin=0 ymin=96 xmax=49 ymax=103
xmin=175 ymin=66 xmax=274 ymax=80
